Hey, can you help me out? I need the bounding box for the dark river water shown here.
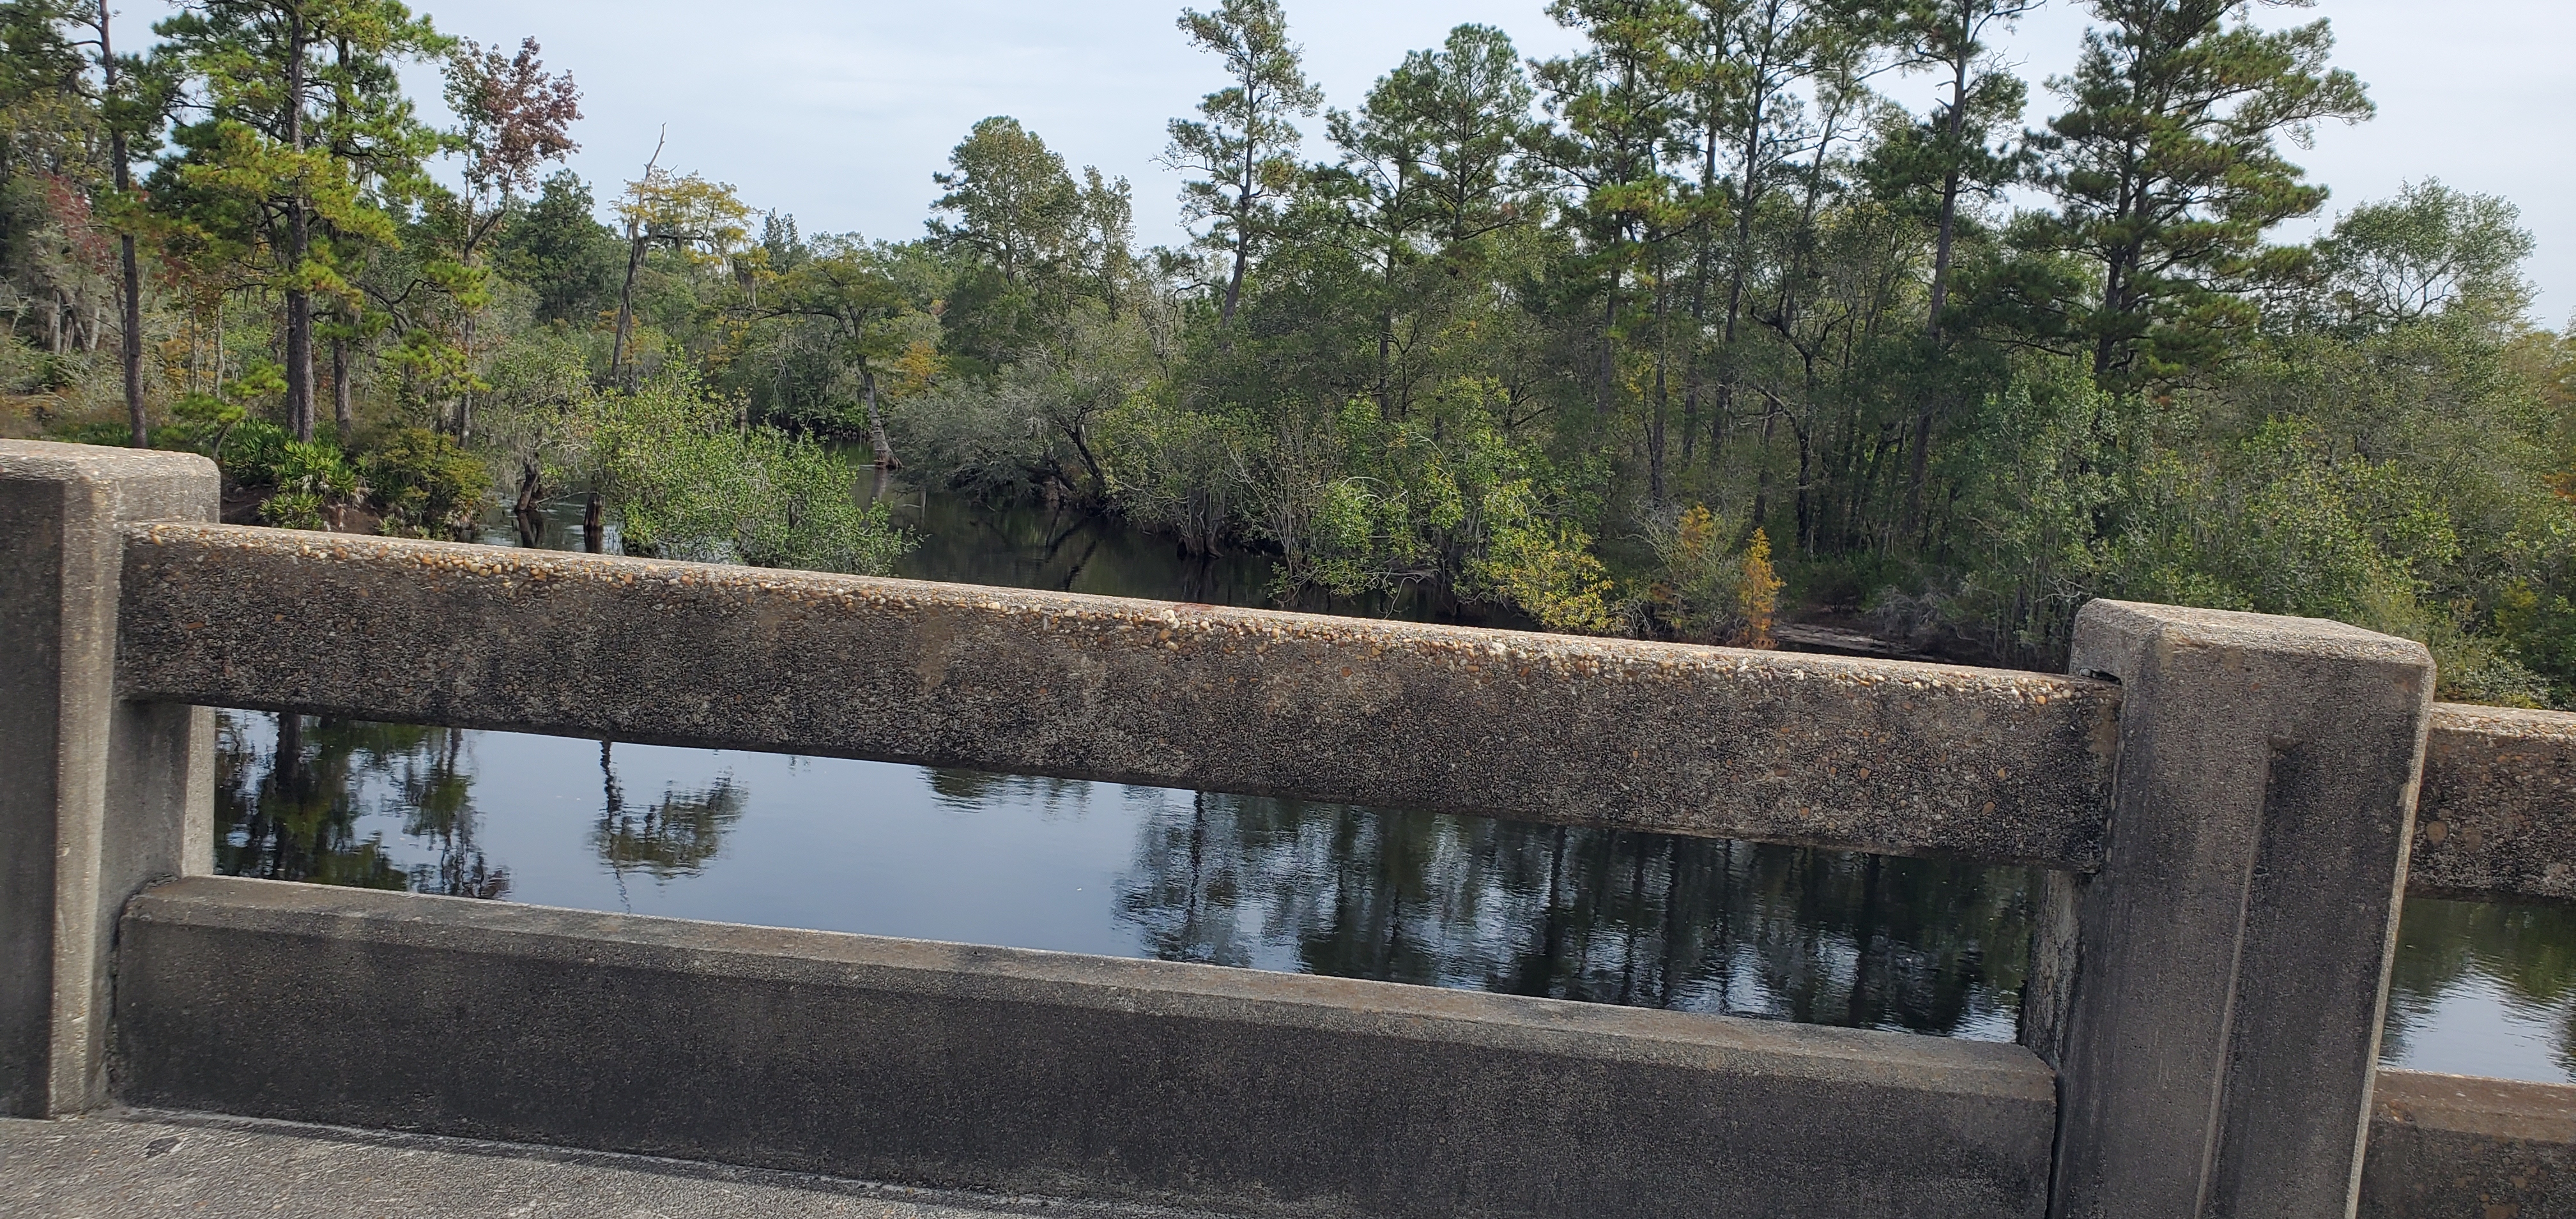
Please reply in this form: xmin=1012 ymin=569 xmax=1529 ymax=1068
xmin=210 ymin=486 xmax=2576 ymax=1082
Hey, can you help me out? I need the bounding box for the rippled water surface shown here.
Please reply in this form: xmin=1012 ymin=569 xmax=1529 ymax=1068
xmin=204 ymin=485 xmax=2576 ymax=1080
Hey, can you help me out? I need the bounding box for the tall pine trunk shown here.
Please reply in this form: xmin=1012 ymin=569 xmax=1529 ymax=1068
xmin=118 ymin=234 xmax=142 ymax=441
xmin=281 ymin=12 xmax=314 ymax=442
xmin=1597 ymin=270 xmax=1618 ymax=417
xmin=1906 ymin=44 xmax=1974 ymax=540
xmin=1219 ymin=134 xmax=1255 ymax=328
xmin=1715 ymin=35 xmax=1779 ymax=461
xmin=102 ymin=2 xmax=145 ymax=447
xmin=332 ymin=335 xmax=352 ymax=436
xmin=1648 ymin=262 xmax=1669 ymax=504
xmin=456 ymin=313 xmax=475 ymax=440
xmin=1682 ymin=127 xmax=1719 ymax=469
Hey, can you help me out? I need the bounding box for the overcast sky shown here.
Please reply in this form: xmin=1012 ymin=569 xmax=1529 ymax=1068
xmin=133 ymin=0 xmax=2576 ymax=323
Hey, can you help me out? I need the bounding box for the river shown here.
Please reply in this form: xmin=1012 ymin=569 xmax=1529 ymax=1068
xmin=208 ymin=484 xmax=2576 ymax=1080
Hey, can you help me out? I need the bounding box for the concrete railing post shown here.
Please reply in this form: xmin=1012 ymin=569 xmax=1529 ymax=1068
xmin=2029 ymin=601 xmax=2434 ymax=1217
xmin=1 ymin=440 xmax=218 ymax=1117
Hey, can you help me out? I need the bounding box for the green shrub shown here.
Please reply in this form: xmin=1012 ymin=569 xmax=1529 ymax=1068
xmin=257 ymin=441 xmax=363 ymax=530
xmin=48 ymin=419 xmax=144 ymax=447
xmin=363 ymin=428 xmax=491 ymax=539
xmin=218 ymin=418 xmax=294 ymax=487
xmin=586 ymin=372 xmax=912 ymax=574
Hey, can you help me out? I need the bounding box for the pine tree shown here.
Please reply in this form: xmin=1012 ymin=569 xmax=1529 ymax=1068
xmin=150 ymin=0 xmax=447 ymax=441
xmin=1164 ymin=0 xmax=1321 ymax=328
xmin=2028 ymin=0 xmax=2372 ymax=388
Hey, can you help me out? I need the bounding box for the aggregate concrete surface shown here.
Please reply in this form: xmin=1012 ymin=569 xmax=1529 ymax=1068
xmin=0 ymin=1111 xmax=1213 ymax=1218
xmin=2418 ymin=701 xmax=2576 ymax=903
xmin=116 ymin=521 xmax=2119 ymax=868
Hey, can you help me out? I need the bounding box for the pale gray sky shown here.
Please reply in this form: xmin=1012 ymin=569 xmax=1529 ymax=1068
xmin=132 ymin=0 xmax=2576 ymax=323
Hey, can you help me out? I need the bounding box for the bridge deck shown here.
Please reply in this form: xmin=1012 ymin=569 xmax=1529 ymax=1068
xmin=0 ymin=1111 xmax=1209 ymax=1219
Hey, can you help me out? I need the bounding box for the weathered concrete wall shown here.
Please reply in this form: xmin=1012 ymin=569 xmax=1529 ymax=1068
xmin=0 ymin=440 xmax=215 ymax=1117
xmin=116 ymin=877 xmax=2060 ymax=1219
xmin=2363 ymin=1069 xmax=2576 ymax=1218
xmin=114 ymin=524 xmax=2119 ymax=867
xmin=2415 ymin=703 xmax=2576 ymax=904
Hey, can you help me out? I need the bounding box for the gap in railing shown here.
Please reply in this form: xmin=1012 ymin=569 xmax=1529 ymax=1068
xmin=213 ymin=709 xmax=2031 ymax=1041
xmin=213 ymin=707 xmax=2576 ymax=1077
xmin=2382 ymin=898 xmax=2576 ymax=1080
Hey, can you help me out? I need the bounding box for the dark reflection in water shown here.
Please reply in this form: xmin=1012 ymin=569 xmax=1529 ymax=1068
xmin=592 ymin=742 xmax=746 ymax=881
xmin=1108 ymin=791 xmax=2027 ymax=1034
xmin=215 ymin=712 xmax=2027 ymax=1039
xmin=217 ymin=715 xmax=503 ymax=898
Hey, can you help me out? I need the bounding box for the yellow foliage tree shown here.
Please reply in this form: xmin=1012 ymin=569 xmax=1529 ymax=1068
xmin=1735 ymin=527 xmax=1783 ymax=648
xmin=1477 ymin=518 xmax=1620 ymax=634
xmin=885 ymin=339 xmax=946 ymax=400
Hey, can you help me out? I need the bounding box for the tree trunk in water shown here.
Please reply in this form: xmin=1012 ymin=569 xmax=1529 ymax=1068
xmin=611 ymin=232 xmax=645 ymax=388
xmin=583 ymin=493 xmax=604 ymax=554
xmin=513 ymin=457 xmax=543 ymax=547
xmin=863 ymin=370 xmax=898 ymax=469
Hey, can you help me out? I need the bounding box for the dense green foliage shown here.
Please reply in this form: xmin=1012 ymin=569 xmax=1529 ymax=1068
xmin=585 ymin=371 xmax=909 ymax=572
xmin=4 ymin=0 xmax=2572 ymax=699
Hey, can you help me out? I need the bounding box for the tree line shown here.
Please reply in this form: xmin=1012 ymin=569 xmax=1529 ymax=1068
xmin=3 ymin=0 xmax=2573 ymax=703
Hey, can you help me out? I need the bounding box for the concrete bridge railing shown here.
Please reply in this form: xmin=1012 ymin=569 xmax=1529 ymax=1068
xmin=4 ymin=438 xmax=2571 ymax=1218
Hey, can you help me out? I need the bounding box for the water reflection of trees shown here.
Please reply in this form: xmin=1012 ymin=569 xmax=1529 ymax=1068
xmin=2386 ymin=898 xmax=2576 ymax=1076
xmin=1114 ymin=792 xmax=2035 ymax=1038
xmin=220 ymin=710 xmax=2576 ymax=1070
xmin=925 ymin=767 xmax=1101 ymax=817
xmin=215 ymin=712 xmax=508 ymax=898
xmin=591 ymin=742 xmax=746 ymax=880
